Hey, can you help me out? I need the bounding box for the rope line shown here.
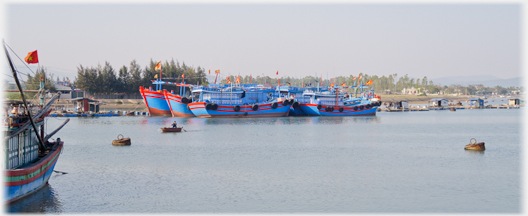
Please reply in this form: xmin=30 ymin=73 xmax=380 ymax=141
xmin=4 ymin=43 xmax=37 ymax=77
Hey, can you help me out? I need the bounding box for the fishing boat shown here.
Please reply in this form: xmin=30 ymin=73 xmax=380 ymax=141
xmin=163 ymin=88 xmax=194 ymax=117
xmin=286 ymin=86 xmax=321 ymax=116
xmin=4 ymin=42 xmax=69 ymax=203
xmin=299 ymin=89 xmax=380 ymax=116
xmin=161 ymin=127 xmax=183 ymax=132
xmin=188 ymin=85 xmax=292 ymax=118
xmin=139 ymin=86 xmax=171 ymax=116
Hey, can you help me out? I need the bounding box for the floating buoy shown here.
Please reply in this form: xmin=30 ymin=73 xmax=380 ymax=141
xmin=113 ymin=134 xmax=131 ymax=146
xmin=465 ymin=138 xmax=485 ymax=151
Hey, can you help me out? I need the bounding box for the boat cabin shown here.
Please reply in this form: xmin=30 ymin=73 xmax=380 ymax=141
xmin=192 ymin=86 xmax=275 ymax=105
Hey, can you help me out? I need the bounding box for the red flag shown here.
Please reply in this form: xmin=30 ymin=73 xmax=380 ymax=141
xmin=353 ymin=76 xmax=356 ymax=80
xmin=276 ymin=71 xmax=278 ymax=75
xmin=236 ymin=76 xmax=240 ymax=83
xmin=208 ymin=70 xmax=211 ymax=74
xmin=331 ymin=83 xmax=335 ymax=87
xmin=358 ymin=75 xmax=363 ymax=80
xmin=215 ymin=70 xmax=220 ymax=74
xmin=341 ymin=83 xmax=346 ymax=87
xmin=226 ymin=77 xmax=231 ymax=84
xmin=182 ymin=74 xmax=185 ymax=78
xmin=366 ymin=80 xmax=373 ymax=85
xmin=155 ymin=61 xmax=162 ymax=71
xmin=24 ymin=50 xmax=38 ymax=64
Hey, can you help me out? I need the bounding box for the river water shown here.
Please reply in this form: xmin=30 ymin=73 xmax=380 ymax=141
xmin=7 ymin=108 xmax=522 ymax=213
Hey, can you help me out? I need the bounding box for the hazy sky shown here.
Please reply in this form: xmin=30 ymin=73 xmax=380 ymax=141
xmin=2 ymin=2 xmax=522 ymax=84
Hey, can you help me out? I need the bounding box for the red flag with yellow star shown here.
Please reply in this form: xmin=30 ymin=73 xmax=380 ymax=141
xmin=24 ymin=50 xmax=38 ymax=64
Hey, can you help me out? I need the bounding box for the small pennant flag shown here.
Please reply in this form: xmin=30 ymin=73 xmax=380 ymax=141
xmin=154 ymin=74 xmax=158 ymax=79
xmin=215 ymin=70 xmax=220 ymax=74
xmin=236 ymin=76 xmax=240 ymax=83
xmin=353 ymin=76 xmax=356 ymax=80
xmin=24 ymin=50 xmax=38 ymax=64
xmin=341 ymin=83 xmax=346 ymax=87
xmin=358 ymin=75 xmax=363 ymax=80
xmin=155 ymin=61 xmax=162 ymax=71
xmin=182 ymin=74 xmax=185 ymax=78
xmin=226 ymin=77 xmax=231 ymax=84
xmin=209 ymin=70 xmax=211 ymax=74
xmin=366 ymin=80 xmax=373 ymax=85
xmin=331 ymin=83 xmax=335 ymax=87
xmin=276 ymin=71 xmax=278 ymax=75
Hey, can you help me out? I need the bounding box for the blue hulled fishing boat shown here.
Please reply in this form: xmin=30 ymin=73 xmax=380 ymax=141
xmin=298 ymin=88 xmax=380 ymax=116
xmin=188 ymin=85 xmax=293 ymax=118
xmin=139 ymin=86 xmax=171 ymax=116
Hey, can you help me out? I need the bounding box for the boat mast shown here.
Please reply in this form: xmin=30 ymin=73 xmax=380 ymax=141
xmin=4 ymin=42 xmax=46 ymax=152
xmin=39 ymin=75 xmax=45 ymax=140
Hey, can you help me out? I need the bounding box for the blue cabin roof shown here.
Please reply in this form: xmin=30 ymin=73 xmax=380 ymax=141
xmin=469 ymin=98 xmax=483 ymax=101
xmin=429 ymin=98 xmax=448 ymax=101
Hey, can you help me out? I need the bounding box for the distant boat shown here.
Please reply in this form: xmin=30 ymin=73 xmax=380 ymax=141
xmin=4 ymin=42 xmax=69 ymax=203
xmin=161 ymin=127 xmax=183 ymax=132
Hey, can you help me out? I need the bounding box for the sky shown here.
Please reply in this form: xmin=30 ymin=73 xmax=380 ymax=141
xmin=1 ymin=1 xmax=524 ymax=84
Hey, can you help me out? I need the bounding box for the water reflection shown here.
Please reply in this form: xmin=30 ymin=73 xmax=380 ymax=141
xmin=6 ymin=183 xmax=63 ymax=213
xmin=189 ymin=116 xmax=384 ymax=125
xmin=464 ymin=150 xmax=485 ymax=155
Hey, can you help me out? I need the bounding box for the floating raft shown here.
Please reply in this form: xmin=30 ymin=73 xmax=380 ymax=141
xmin=112 ymin=134 xmax=131 ymax=146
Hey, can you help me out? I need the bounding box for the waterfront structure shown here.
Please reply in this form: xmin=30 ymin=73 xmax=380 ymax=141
xmin=429 ymin=98 xmax=449 ymax=108
xmin=469 ymin=98 xmax=485 ymax=108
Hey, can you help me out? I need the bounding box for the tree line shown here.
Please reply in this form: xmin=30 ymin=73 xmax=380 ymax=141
xmin=74 ymin=59 xmax=207 ymax=95
xmin=220 ymin=73 xmax=438 ymax=94
xmin=22 ymin=61 xmax=522 ymax=97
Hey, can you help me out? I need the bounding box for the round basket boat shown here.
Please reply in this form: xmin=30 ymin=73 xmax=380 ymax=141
xmin=464 ymin=138 xmax=485 ymax=151
xmin=112 ymin=134 xmax=131 ymax=146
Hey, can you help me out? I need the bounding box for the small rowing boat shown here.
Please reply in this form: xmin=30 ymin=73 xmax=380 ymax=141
xmin=161 ymin=127 xmax=182 ymax=132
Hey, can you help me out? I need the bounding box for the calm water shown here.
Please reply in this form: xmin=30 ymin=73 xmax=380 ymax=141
xmin=7 ymin=109 xmax=522 ymax=213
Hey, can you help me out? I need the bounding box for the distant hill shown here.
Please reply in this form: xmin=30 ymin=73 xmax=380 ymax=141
xmin=431 ymin=75 xmax=523 ymax=87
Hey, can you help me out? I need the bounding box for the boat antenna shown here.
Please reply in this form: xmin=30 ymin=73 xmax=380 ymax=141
xmin=3 ymin=40 xmax=47 ymax=152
